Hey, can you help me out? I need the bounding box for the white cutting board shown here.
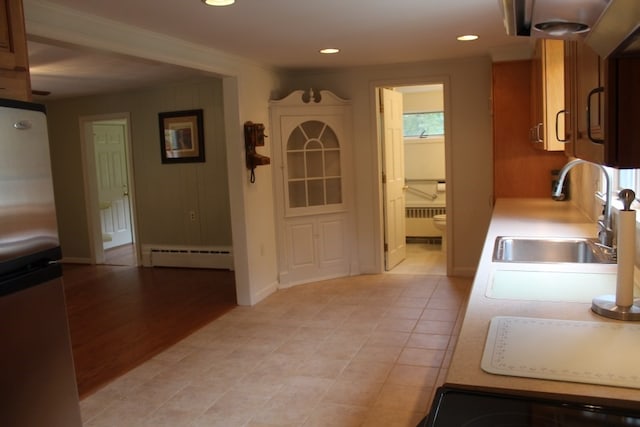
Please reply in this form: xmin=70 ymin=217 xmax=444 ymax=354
xmin=482 ymin=316 xmax=640 ymax=389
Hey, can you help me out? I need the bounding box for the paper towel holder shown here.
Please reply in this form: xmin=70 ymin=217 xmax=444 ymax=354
xmin=592 ymin=189 xmax=640 ymax=321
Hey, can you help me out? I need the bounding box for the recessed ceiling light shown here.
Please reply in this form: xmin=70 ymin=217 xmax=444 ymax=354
xmin=319 ymin=48 xmax=340 ymax=54
xmin=457 ymin=34 xmax=479 ymax=41
xmin=202 ymin=0 xmax=235 ymax=6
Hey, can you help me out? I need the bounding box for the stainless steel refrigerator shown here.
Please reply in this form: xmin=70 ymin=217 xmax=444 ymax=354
xmin=0 ymin=98 xmax=82 ymax=427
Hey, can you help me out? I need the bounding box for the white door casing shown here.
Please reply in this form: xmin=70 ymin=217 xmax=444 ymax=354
xmin=270 ymin=89 xmax=355 ymax=287
xmin=94 ymin=123 xmax=133 ymax=249
xmin=380 ymin=88 xmax=406 ymax=270
xmin=80 ymin=113 xmax=138 ymax=265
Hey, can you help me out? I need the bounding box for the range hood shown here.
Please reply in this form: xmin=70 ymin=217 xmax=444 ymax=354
xmin=500 ymin=0 xmax=640 ymax=58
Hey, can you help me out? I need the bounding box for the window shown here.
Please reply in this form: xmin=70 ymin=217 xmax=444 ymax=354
xmin=602 ymin=166 xmax=640 ymax=209
xmin=402 ymin=111 xmax=444 ymax=138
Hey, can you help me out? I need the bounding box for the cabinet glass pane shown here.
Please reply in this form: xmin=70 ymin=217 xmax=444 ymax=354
xmin=307 ymin=140 xmax=322 ymax=150
xmin=325 ymin=150 xmax=341 ymax=176
xmin=326 ymin=178 xmax=342 ymax=204
xmin=307 ymin=179 xmax=325 ymax=206
xmin=306 ymin=151 xmax=324 ymax=178
xmin=321 ymin=126 xmax=339 ymax=148
xmin=288 ymin=181 xmax=307 ymax=208
xmin=287 ymin=152 xmax=305 ymax=179
xmin=301 ymin=120 xmax=324 ymax=139
xmin=287 ymin=127 xmax=306 ymax=150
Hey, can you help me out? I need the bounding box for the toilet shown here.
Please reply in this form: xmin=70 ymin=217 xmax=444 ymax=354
xmin=433 ymin=214 xmax=447 ymax=252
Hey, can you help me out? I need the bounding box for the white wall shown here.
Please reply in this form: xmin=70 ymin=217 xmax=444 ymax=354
xmin=25 ymin=0 xmax=284 ymax=305
xmin=26 ymin=1 xmax=494 ymax=300
xmin=282 ymin=56 xmax=494 ymax=276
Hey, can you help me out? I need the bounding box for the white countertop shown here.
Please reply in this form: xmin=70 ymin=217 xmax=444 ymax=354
xmin=445 ymin=198 xmax=640 ymax=407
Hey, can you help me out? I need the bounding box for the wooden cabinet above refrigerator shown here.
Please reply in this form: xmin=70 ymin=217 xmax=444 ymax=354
xmin=0 ymin=0 xmax=31 ymax=101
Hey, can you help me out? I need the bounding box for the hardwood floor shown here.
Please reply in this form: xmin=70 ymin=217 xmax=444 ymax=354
xmin=61 ymin=263 xmax=237 ymax=398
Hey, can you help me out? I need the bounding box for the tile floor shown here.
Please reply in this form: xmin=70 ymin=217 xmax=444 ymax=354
xmin=387 ymin=243 xmax=446 ymax=276
xmin=80 ymin=244 xmax=471 ymax=427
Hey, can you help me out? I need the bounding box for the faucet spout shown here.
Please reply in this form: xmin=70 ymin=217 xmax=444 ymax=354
xmin=552 ymin=158 xmax=613 ymax=247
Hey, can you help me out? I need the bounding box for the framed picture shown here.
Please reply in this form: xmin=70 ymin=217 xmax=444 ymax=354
xmin=158 ymin=109 xmax=205 ymax=163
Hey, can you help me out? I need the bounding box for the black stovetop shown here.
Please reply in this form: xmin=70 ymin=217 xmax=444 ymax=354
xmin=420 ymin=386 xmax=640 ymax=427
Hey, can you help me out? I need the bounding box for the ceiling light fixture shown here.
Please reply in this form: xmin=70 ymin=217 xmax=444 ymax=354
xmin=202 ymin=0 xmax=235 ymax=6
xmin=457 ymin=34 xmax=479 ymax=41
xmin=319 ymin=48 xmax=340 ymax=54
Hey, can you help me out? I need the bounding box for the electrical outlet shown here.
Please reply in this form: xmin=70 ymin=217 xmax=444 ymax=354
xmin=189 ymin=211 xmax=196 ymax=221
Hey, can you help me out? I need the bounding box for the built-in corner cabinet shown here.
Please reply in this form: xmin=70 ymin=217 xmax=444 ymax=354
xmin=269 ymin=89 xmax=355 ymax=288
xmin=564 ymin=40 xmax=640 ymax=168
xmin=0 ymin=0 xmax=30 ymax=101
xmin=530 ymin=39 xmax=566 ymax=151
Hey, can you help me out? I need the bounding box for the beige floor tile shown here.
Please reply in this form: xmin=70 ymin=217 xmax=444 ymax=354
xmin=354 ymin=343 xmax=403 ymax=363
xmin=295 ymin=356 xmax=351 ymax=379
xmin=161 ymin=384 xmax=225 ymax=414
xmin=251 ymin=395 xmax=319 ymax=425
xmin=143 ymin=406 xmax=199 ymax=427
xmin=413 ymin=319 xmax=456 ymax=335
xmin=362 ymin=407 xmax=426 ymax=427
xmin=276 ymin=375 xmax=334 ymax=402
xmin=406 ymin=333 xmax=451 ymax=350
xmin=393 ymin=296 xmax=429 ymax=309
xmin=338 ymin=360 xmax=394 ymax=383
xmin=322 ymin=379 xmax=384 ymax=406
xmin=375 ymin=317 xmax=418 ymax=333
xmin=397 ymin=347 xmax=446 ymax=367
xmin=374 ymin=383 xmax=433 ymax=413
xmin=384 ymin=306 xmax=425 ymax=320
xmin=81 ymin=243 xmax=466 ymax=427
xmin=420 ymin=308 xmax=459 ymax=322
xmin=303 ymin=402 xmax=369 ymax=427
xmin=366 ymin=330 xmax=411 ymax=347
xmin=385 ymin=364 xmax=440 ymax=389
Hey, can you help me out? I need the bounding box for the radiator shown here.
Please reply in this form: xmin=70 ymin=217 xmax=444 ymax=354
xmin=141 ymin=245 xmax=234 ymax=270
xmin=405 ymin=206 xmax=445 ymax=238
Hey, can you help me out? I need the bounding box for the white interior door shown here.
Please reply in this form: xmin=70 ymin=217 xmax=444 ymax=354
xmin=94 ymin=123 xmax=133 ymax=250
xmin=381 ymin=88 xmax=406 ymax=270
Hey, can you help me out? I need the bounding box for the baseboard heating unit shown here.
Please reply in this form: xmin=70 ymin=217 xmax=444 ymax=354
xmin=141 ymin=245 xmax=234 ymax=270
xmin=405 ymin=206 xmax=445 ymax=239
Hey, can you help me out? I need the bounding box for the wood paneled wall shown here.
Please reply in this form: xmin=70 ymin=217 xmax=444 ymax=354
xmin=493 ymin=60 xmax=568 ymax=199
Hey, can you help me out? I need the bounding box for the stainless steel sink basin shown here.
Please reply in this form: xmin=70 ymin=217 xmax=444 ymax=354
xmin=492 ymin=236 xmax=616 ymax=264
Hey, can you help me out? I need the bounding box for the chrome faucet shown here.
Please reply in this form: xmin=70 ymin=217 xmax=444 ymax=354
xmin=552 ymin=158 xmax=613 ymax=248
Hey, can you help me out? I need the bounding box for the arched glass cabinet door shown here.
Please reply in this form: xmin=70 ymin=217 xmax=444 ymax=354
xmin=286 ymin=120 xmax=342 ymax=210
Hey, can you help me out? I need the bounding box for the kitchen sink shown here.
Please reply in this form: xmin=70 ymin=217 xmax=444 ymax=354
xmin=492 ymin=236 xmax=616 ymax=264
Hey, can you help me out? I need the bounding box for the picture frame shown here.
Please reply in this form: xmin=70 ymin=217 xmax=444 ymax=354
xmin=158 ymin=109 xmax=205 ymax=163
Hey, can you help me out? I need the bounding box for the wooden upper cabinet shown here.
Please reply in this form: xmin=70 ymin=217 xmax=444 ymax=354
xmin=604 ymin=56 xmax=640 ymax=168
xmin=571 ymin=41 xmax=604 ymax=164
xmin=530 ymin=39 xmax=566 ymax=151
xmin=562 ymin=41 xmax=577 ymax=157
xmin=0 ymin=0 xmax=31 ymax=101
xmin=568 ymin=38 xmax=640 ymax=168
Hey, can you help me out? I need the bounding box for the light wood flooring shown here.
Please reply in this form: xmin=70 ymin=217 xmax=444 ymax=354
xmin=62 ymin=262 xmax=237 ymax=398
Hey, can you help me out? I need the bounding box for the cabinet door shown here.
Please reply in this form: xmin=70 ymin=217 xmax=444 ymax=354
xmin=605 ymin=57 xmax=640 ymax=167
xmin=573 ymin=42 xmax=604 ymax=164
xmin=0 ymin=0 xmax=28 ymax=70
xmin=530 ymin=39 xmax=565 ymax=151
xmin=563 ymin=41 xmax=577 ymax=157
xmin=529 ymin=41 xmax=544 ymax=145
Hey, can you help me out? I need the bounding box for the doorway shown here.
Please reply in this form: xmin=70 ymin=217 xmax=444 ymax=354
xmin=80 ymin=113 xmax=138 ymax=266
xmin=377 ymin=82 xmax=450 ymax=275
